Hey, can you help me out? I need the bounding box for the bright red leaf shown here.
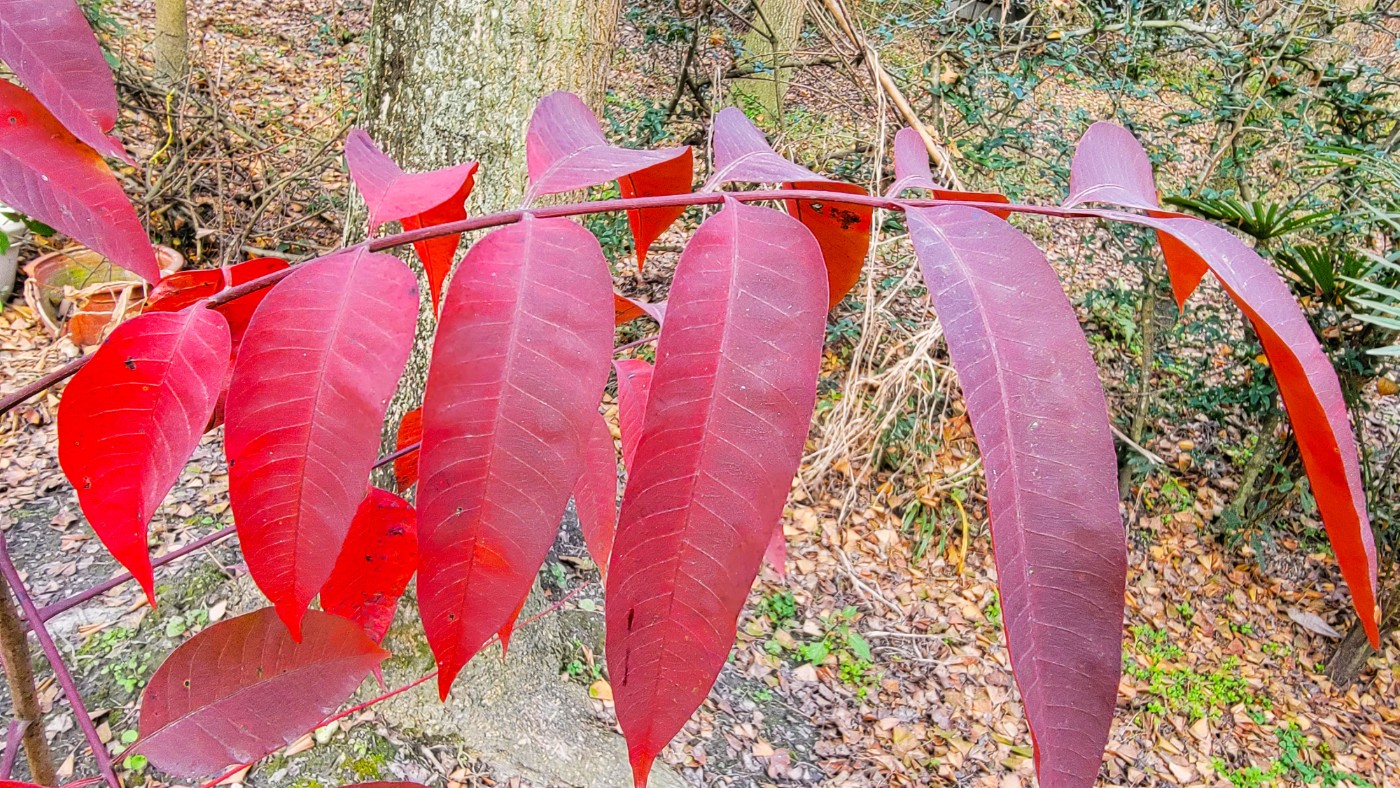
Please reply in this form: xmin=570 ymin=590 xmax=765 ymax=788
xmin=416 ymin=215 xmax=613 ymax=698
xmin=907 ymin=205 xmax=1126 ymax=788
xmin=0 ymin=0 xmax=130 ymax=162
xmin=1064 ymin=122 xmax=1209 ymax=307
xmin=606 ymin=201 xmax=827 ymax=787
xmin=321 ymin=488 xmax=418 ymax=643
xmin=524 ymin=91 xmax=692 ymax=268
xmin=706 ymin=108 xmax=872 ymax=307
xmin=224 ymin=248 xmax=419 ymax=639
xmin=612 ymin=358 xmax=653 ymax=471
xmin=393 ymin=407 xmax=423 ymax=492
xmin=146 ymin=257 xmax=290 ymax=343
xmin=886 ymin=126 xmax=1012 ymax=214
xmin=0 ymin=79 xmax=157 ymax=282
xmin=1121 ymin=212 xmax=1381 ymax=645
xmin=135 ymin=608 xmax=387 ymax=778
xmin=574 ymin=410 xmax=619 ymax=578
xmin=344 ymin=128 xmax=478 ymax=311
xmin=58 ymin=307 xmax=231 ymax=604
xmin=764 ymin=523 xmax=786 ymax=578
xmin=614 ymin=292 xmax=667 ymax=326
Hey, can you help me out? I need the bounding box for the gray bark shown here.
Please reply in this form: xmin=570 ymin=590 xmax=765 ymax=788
xmin=359 ymin=0 xmax=622 ymax=447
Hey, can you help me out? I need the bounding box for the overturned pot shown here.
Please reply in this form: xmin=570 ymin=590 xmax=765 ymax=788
xmin=23 ymin=245 xmax=184 ymax=346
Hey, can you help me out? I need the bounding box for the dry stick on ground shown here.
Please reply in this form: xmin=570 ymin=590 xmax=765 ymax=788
xmin=819 ymin=0 xmax=963 ymax=189
xmin=0 ymin=583 xmax=56 ymax=786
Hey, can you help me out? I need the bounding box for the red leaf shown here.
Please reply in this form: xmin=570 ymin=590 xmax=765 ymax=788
xmin=1064 ymin=122 xmax=1209 ymax=308
xmin=614 ymin=293 xmax=667 ymax=327
xmin=344 ymin=128 xmax=478 ymax=311
xmin=1123 ymin=213 xmax=1381 ymax=645
xmin=574 ymin=410 xmax=618 ymax=578
xmin=706 ymin=108 xmax=872 ymax=307
xmin=0 ymin=80 xmax=157 ymax=281
xmin=525 ymin=91 xmax=692 ymax=267
xmin=321 ymin=488 xmax=418 ymax=643
xmin=146 ymin=257 xmax=291 ymax=343
xmin=497 ymin=598 xmax=526 ymax=658
xmin=887 ymin=127 xmax=1012 ymax=213
xmin=764 ymin=522 xmax=786 ymax=578
xmin=337 ymin=783 xmax=428 ymax=788
xmin=0 ymin=782 xmax=48 ymax=788
xmin=612 ymin=358 xmax=653 ymax=471
xmin=57 ymin=308 xmax=231 ymax=604
xmin=907 ymin=205 xmax=1125 ymax=788
xmin=614 ymin=356 xmax=785 ymax=578
xmin=224 ymin=249 xmax=419 ymax=639
xmin=606 ymin=201 xmax=827 ymax=786
xmin=393 ymin=408 xmax=423 ymax=492
xmin=416 ymin=216 xmax=613 ymax=698
xmin=135 ymin=608 xmax=387 ymax=777
xmin=0 ymin=0 xmax=130 ymax=162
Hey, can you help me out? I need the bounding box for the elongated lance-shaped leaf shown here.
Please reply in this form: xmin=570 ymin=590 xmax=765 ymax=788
xmin=612 ymin=358 xmax=654 ymax=471
xmin=1064 ymin=122 xmax=1209 ymax=307
xmin=705 ymin=108 xmax=872 ymax=307
xmin=321 ymin=488 xmax=418 ymax=643
xmin=907 ymin=205 xmax=1126 ymax=788
xmin=135 ymin=608 xmax=387 ymax=777
xmin=224 ymin=249 xmax=419 ymax=639
xmin=606 ymin=200 xmax=827 ymax=787
xmin=574 ymin=410 xmax=619 ymax=579
xmin=416 ymin=215 xmax=614 ymax=698
xmin=344 ymin=129 xmax=478 ymax=311
xmin=58 ymin=307 xmax=231 ymax=604
xmin=0 ymin=0 xmax=130 ymax=162
xmin=525 ymin=91 xmax=692 ymax=268
xmin=613 ymin=356 xmax=784 ymax=575
xmin=886 ymin=127 xmax=1012 ymax=212
xmin=393 ymin=407 xmax=423 ymax=492
xmin=1113 ymin=212 xmax=1381 ymax=645
xmin=0 ymin=79 xmax=157 ymax=281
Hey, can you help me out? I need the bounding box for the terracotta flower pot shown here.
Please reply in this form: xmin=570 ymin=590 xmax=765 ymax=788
xmin=22 ymin=245 xmax=184 ymax=346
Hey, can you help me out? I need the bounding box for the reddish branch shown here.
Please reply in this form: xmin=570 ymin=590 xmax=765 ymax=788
xmin=0 ymin=189 xmax=1104 ymax=418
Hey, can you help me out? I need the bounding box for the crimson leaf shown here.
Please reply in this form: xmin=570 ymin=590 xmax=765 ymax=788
xmin=706 ymin=108 xmax=872 ymax=307
xmin=58 ymin=307 xmax=231 ymax=604
xmin=907 ymin=205 xmax=1126 ymax=788
xmin=1063 ymin=122 xmax=1209 ymax=307
xmin=525 ymin=91 xmax=692 ymax=268
xmin=1120 ymin=212 xmax=1381 ymax=645
xmin=574 ymin=410 xmax=619 ymax=578
xmin=344 ymin=128 xmax=479 ymax=311
xmin=416 ymin=215 xmax=613 ymax=698
xmin=135 ymin=608 xmax=386 ymax=777
xmin=321 ymin=488 xmax=418 ymax=643
xmin=224 ymin=248 xmax=419 ymax=639
xmin=886 ymin=126 xmax=1012 ymax=213
xmin=0 ymin=0 xmax=130 ymax=161
xmin=393 ymin=407 xmax=423 ymax=492
xmin=606 ymin=200 xmax=827 ymax=786
xmin=0 ymin=79 xmax=157 ymax=281
xmin=612 ymin=358 xmax=653 ymax=471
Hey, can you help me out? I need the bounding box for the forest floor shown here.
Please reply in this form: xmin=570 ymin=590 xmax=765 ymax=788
xmin=1 ymin=1 xmax=1398 ymax=787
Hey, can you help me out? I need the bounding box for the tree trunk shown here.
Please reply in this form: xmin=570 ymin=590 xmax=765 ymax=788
xmin=360 ymin=0 xmax=622 ymax=443
xmin=153 ymin=0 xmax=189 ymax=85
xmin=730 ymin=0 xmax=807 ymax=124
xmin=352 ymin=4 xmax=689 ymax=785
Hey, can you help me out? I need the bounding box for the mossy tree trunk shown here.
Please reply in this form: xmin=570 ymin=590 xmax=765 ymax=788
xmin=730 ymin=0 xmax=807 ymax=125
